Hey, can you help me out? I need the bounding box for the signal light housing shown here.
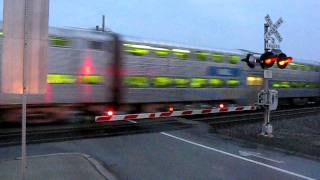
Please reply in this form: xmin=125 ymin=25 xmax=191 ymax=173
xmin=276 ymin=53 xmax=292 ymax=69
xmin=242 ymin=51 xmax=293 ymax=69
xmin=241 ymin=54 xmax=256 ymax=68
xmin=260 ymin=52 xmax=276 ymax=69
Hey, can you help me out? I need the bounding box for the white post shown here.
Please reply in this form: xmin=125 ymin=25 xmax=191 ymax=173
xmin=22 ymin=0 xmax=28 ymax=179
xmin=261 ymin=70 xmax=273 ymax=137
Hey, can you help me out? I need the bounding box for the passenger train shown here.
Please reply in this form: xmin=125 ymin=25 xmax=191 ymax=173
xmin=0 ymin=26 xmax=319 ymax=123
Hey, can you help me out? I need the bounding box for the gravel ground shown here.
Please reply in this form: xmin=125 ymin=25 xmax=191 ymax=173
xmin=211 ymin=114 xmax=320 ymax=158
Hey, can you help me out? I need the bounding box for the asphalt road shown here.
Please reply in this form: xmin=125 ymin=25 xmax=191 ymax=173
xmin=0 ymin=118 xmax=319 ymax=180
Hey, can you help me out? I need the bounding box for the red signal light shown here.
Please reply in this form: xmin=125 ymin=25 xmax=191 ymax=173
xmin=169 ymin=107 xmax=174 ymax=112
xmin=219 ymin=103 xmax=225 ymax=109
xmin=107 ymin=110 xmax=114 ymax=116
xmin=265 ymin=58 xmax=273 ymax=65
xmin=260 ymin=52 xmax=275 ymax=69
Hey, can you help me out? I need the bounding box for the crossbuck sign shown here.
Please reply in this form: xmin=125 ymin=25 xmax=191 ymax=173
xmin=264 ymin=14 xmax=283 ymax=50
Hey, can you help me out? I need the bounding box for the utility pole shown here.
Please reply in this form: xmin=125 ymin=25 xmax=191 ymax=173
xmin=96 ymin=15 xmax=106 ymax=32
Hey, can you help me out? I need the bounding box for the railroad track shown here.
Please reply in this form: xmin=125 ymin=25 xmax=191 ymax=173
xmin=0 ymin=106 xmax=319 ymax=147
xmin=0 ymin=118 xmax=192 ymax=147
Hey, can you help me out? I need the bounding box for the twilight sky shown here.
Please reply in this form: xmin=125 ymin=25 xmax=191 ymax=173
xmin=1 ymin=0 xmax=319 ymax=62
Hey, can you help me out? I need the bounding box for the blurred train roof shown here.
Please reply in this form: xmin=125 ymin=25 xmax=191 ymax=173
xmin=0 ymin=22 xmax=318 ymax=65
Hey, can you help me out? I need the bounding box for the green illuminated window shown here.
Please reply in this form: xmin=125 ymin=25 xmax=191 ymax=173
xmin=0 ymin=32 xmax=4 ymax=38
xmin=123 ymin=44 xmax=150 ymax=56
xmin=153 ymin=77 xmax=173 ymax=87
xmin=172 ymin=49 xmax=190 ymax=59
xmin=47 ymin=74 xmax=76 ymax=84
xmin=272 ymin=82 xmax=281 ymax=88
xmin=174 ymin=78 xmax=190 ymax=88
xmin=305 ymin=82 xmax=318 ymax=88
xmin=196 ymin=51 xmax=209 ymax=61
xmin=154 ymin=49 xmax=170 ymax=57
xmin=226 ymin=79 xmax=240 ymax=87
xmin=272 ymin=81 xmax=292 ymax=88
xmin=289 ymin=63 xmax=298 ymax=70
xmin=299 ymin=64 xmax=306 ymax=71
xmin=124 ymin=76 xmax=149 ymax=88
xmin=125 ymin=48 xmax=149 ymax=56
xmin=303 ymin=65 xmax=311 ymax=71
xmin=49 ymin=36 xmax=70 ymax=47
xmin=212 ymin=53 xmax=224 ymax=63
xmin=208 ymin=78 xmax=224 ymax=87
xmin=190 ymin=78 xmax=207 ymax=88
xmin=280 ymin=81 xmax=290 ymax=88
xmin=79 ymin=75 xmax=104 ymax=84
xmin=290 ymin=82 xmax=305 ymax=88
xmin=229 ymin=55 xmax=240 ymax=64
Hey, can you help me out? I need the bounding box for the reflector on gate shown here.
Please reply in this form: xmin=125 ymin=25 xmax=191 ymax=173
xmin=1 ymin=0 xmax=49 ymax=94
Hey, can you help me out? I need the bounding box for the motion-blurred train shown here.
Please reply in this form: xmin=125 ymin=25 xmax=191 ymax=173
xmin=0 ymin=26 xmax=319 ymax=123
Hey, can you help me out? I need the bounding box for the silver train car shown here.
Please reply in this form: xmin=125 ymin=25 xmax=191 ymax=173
xmin=0 ymin=27 xmax=319 ymax=123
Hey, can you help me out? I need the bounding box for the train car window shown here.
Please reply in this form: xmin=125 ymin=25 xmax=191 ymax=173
xmin=289 ymin=63 xmax=299 ymax=70
xmin=152 ymin=77 xmax=173 ymax=87
xmin=280 ymin=81 xmax=290 ymax=88
xmin=172 ymin=49 xmax=190 ymax=59
xmin=90 ymin=41 xmax=103 ymax=50
xmin=196 ymin=51 xmax=209 ymax=61
xmin=247 ymin=76 xmax=263 ymax=86
xmin=124 ymin=76 xmax=149 ymax=88
xmin=305 ymin=82 xmax=318 ymax=88
xmin=272 ymin=81 xmax=291 ymax=88
xmin=226 ymin=79 xmax=240 ymax=87
xmin=154 ymin=48 xmax=170 ymax=57
xmin=49 ymin=36 xmax=70 ymax=47
xmin=303 ymin=65 xmax=311 ymax=71
xmin=123 ymin=44 xmax=150 ymax=56
xmin=229 ymin=55 xmax=240 ymax=64
xmin=174 ymin=78 xmax=190 ymax=88
xmin=208 ymin=78 xmax=224 ymax=87
xmin=298 ymin=64 xmax=306 ymax=71
xmin=47 ymin=74 xmax=76 ymax=84
xmin=79 ymin=75 xmax=104 ymax=84
xmin=190 ymin=78 xmax=207 ymax=88
xmin=212 ymin=53 xmax=224 ymax=63
xmin=290 ymin=81 xmax=305 ymax=88
xmin=271 ymin=81 xmax=280 ymax=88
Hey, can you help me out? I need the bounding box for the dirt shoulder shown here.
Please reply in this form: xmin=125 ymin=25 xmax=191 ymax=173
xmin=211 ymin=114 xmax=320 ymax=159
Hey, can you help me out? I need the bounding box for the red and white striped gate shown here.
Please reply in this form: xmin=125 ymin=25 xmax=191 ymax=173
xmin=95 ymin=105 xmax=256 ymax=122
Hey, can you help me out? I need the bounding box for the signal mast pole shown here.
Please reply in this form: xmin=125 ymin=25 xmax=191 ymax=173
xmin=261 ymin=23 xmax=272 ymax=137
